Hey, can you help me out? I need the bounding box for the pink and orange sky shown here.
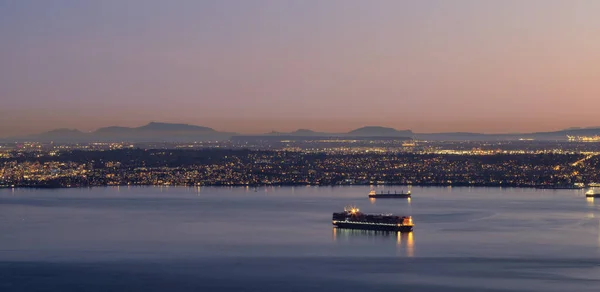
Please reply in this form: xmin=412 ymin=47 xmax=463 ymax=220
xmin=1 ymin=0 xmax=600 ymax=137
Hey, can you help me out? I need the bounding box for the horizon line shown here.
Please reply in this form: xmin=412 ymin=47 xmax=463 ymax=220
xmin=3 ymin=121 xmax=600 ymax=139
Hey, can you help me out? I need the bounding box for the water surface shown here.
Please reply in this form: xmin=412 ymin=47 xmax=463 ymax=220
xmin=1 ymin=186 xmax=598 ymax=291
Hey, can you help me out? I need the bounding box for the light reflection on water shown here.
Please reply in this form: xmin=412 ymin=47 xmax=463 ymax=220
xmin=398 ymin=232 xmax=415 ymax=257
xmin=1 ymin=186 xmax=600 ymax=291
xmin=332 ymin=228 xmax=415 ymax=257
xmin=368 ymin=197 xmax=411 ymax=205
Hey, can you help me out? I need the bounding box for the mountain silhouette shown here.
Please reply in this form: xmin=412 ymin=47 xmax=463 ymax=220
xmin=22 ymin=128 xmax=89 ymax=143
xmin=7 ymin=122 xmax=236 ymax=143
xmin=136 ymin=122 xmax=216 ymax=133
xmin=262 ymin=126 xmax=413 ymax=137
xmin=5 ymin=123 xmax=600 ymax=143
xmin=346 ymin=126 xmax=413 ymax=137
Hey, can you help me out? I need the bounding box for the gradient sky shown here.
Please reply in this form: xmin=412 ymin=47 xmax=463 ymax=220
xmin=1 ymin=0 xmax=600 ymax=137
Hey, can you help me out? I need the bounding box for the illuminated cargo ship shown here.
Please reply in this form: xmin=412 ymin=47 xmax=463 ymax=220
xmin=332 ymin=206 xmax=414 ymax=232
xmin=586 ymin=190 xmax=600 ymax=198
xmin=368 ymin=189 xmax=411 ymax=198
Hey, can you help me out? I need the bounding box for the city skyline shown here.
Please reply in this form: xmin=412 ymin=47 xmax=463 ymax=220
xmin=2 ymin=0 xmax=600 ymax=136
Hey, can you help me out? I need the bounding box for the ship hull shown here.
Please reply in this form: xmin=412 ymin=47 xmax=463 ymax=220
xmin=586 ymin=194 xmax=600 ymax=198
xmin=368 ymin=195 xmax=410 ymax=199
xmin=333 ymin=222 xmax=413 ymax=232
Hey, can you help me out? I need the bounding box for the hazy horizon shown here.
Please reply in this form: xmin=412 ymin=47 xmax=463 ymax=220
xmin=2 ymin=120 xmax=600 ymax=138
xmin=3 ymin=0 xmax=600 ymax=137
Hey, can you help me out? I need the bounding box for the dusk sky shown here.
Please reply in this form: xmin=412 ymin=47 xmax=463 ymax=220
xmin=1 ymin=0 xmax=599 ymax=137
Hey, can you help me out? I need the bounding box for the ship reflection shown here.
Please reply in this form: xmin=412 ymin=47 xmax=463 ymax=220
xmin=587 ymin=197 xmax=595 ymax=207
xmin=368 ymin=197 xmax=411 ymax=205
xmin=333 ymin=228 xmax=398 ymax=240
xmin=332 ymin=228 xmax=414 ymax=257
xmin=598 ymin=220 xmax=600 ymax=248
xmin=397 ymin=232 xmax=414 ymax=257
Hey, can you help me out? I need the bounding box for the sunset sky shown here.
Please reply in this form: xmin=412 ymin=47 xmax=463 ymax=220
xmin=1 ymin=0 xmax=600 ymax=137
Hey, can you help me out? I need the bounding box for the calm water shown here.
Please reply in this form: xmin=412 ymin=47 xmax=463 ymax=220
xmin=1 ymin=186 xmax=599 ymax=291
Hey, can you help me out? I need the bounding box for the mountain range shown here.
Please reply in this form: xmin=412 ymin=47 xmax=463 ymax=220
xmin=264 ymin=126 xmax=412 ymax=137
xmin=3 ymin=122 xmax=236 ymax=143
xmin=2 ymin=122 xmax=600 ymax=143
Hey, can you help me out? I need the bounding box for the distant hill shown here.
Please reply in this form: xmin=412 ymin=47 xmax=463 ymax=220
xmin=20 ymin=128 xmax=89 ymax=143
xmin=136 ymin=122 xmax=216 ymax=133
xmin=266 ymin=129 xmax=329 ymax=136
xmin=346 ymin=126 xmax=413 ymax=137
xmin=415 ymin=127 xmax=600 ymax=141
xmin=6 ymin=122 xmax=237 ymax=143
xmin=532 ymin=127 xmax=600 ymax=139
xmin=261 ymin=126 xmax=413 ymax=138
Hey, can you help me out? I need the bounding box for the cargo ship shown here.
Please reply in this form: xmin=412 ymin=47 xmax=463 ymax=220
xmin=368 ymin=189 xmax=411 ymax=198
xmin=586 ymin=190 xmax=600 ymax=198
xmin=332 ymin=206 xmax=414 ymax=232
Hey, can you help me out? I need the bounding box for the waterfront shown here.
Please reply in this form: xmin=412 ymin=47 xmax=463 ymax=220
xmin=1 ymin=186 xmax=599 ymax=291
xmin=3 ymin=148 xmax=599 ymax=189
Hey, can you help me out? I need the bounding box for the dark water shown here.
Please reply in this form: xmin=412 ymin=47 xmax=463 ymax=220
xmin=1 ymin=186 xmax=599 ymax=291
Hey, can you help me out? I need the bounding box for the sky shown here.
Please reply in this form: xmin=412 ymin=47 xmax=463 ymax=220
xmin=1 ymin=0 xmax=600 ymax=137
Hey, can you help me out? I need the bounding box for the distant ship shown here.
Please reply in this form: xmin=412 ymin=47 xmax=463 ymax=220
xmin=368 ymin=189 xmax=411 ymax=198
xmin=586 ymin=190 xmax=600 ymax=198
xmin=332 ymin=206 xmax=414 ymax=232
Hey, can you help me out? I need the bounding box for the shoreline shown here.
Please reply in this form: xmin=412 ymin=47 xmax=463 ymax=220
xmin=0 ymin=183 xmax=588 ymax=190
